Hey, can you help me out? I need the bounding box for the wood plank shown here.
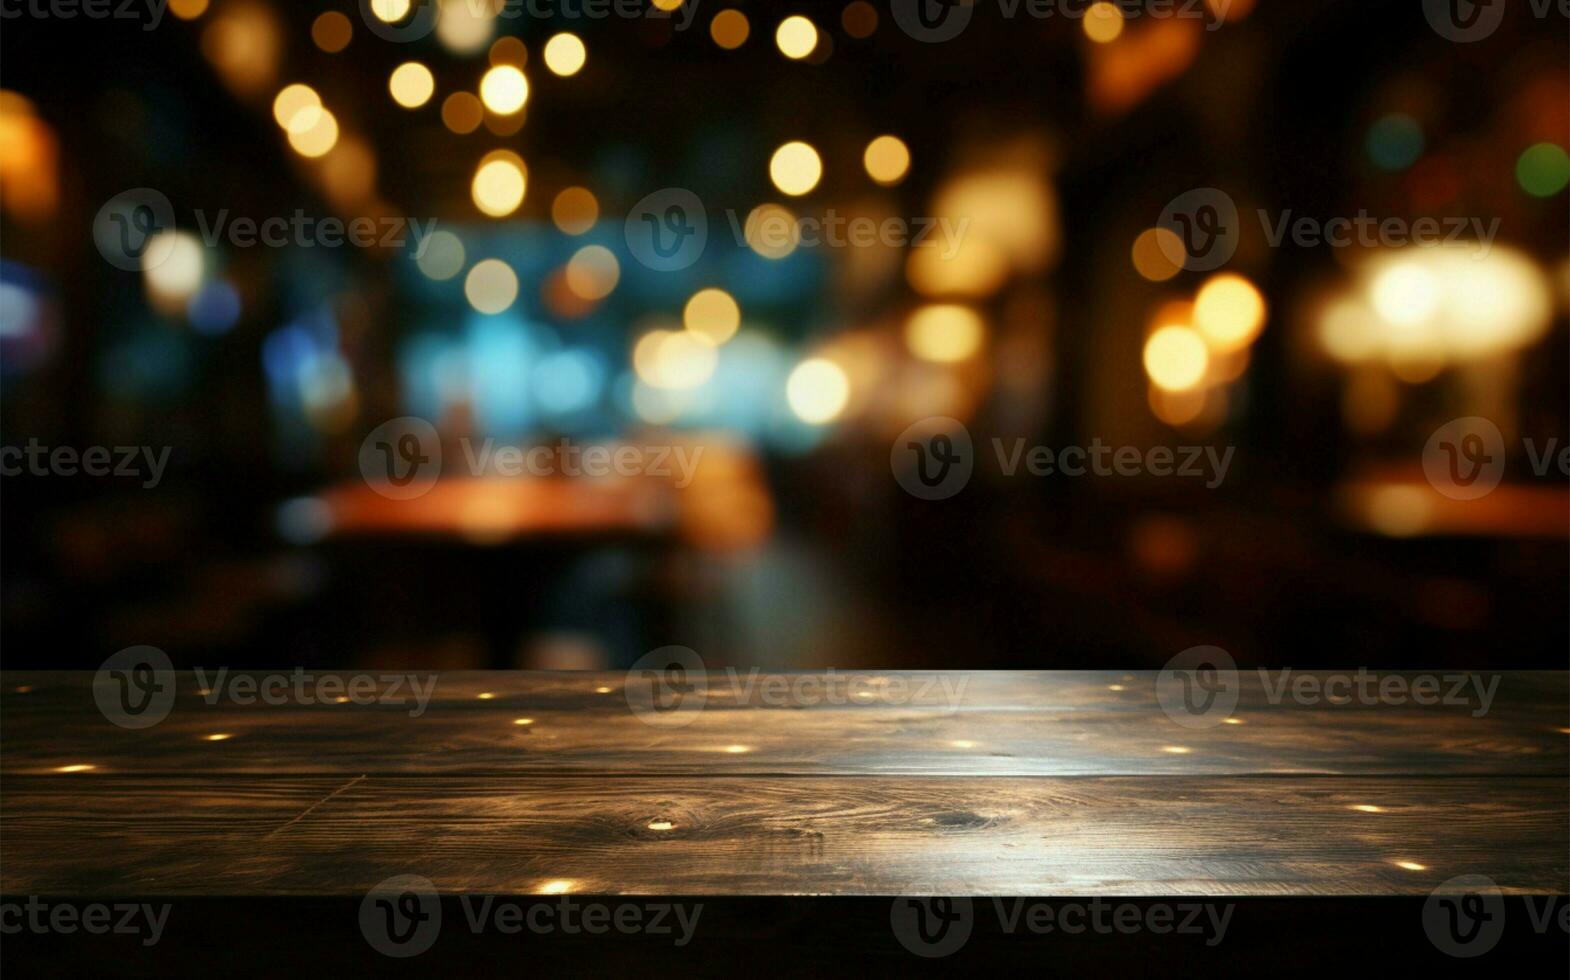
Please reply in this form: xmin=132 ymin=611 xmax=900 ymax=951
xmin=2 ymin=775 xmax=1562 ymax=896
xmin=4 ymin=671 xmax=1563 ymax=776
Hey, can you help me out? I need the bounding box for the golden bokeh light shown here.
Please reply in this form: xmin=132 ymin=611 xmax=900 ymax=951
xmin=318 ymin=136 xmax=377 ymax=208
xmin=370 ymin=0 xmax=410 ymax=22
xmin=271 ymin=84 xmax=320 ymax=132
xmin=775 ymin=16 xmax=818 ymax=60
xmin=480 ymin=65 xmax=530 ymax=115
xmin=142 ymin=231 xmax=205 ymax=307
xmin=543 ymin=33 xmax=587 ymax=77
xmin=551 ymin=187 xmax=599 ymax=235
xmin=1148 ymin=384 xmax=1208 ymax=427
xmin=200 ymin=4 xmax=281 ymax=97
xmin=863 ymin=135 xmax=910 ymax=186
xmin=786 ymin=358 xmax=850 ymax=424
xmin=711 ymin=9 xmax=750 ymax=49
xmin=743 ymin=202 xmax=800 ymax=259
xmin=769 ymin=141 xmax=822 ymax=196
xmin=842 ymin=1 xmax=878 ymax=38
xmin=1364 ymin=486 xmax=1432 ymax=538
xmin=389 ymin=62 xmax=436 ymax=109
xmin=905 ymin=304 xmax=985 ymax=363
xmin=489 ymin=35 xmax=527 ymax=67
xmin=1131 ymin=227 xmax=1184 ymax=282
xmin=1193 ymin=273 xmax=1267 ymax=351
xmin=416 ymin=230 xmax=466 ymax=281
xmin=286 ymin=107 xmax=339 ymax=158
xmin=441 ymin=91 xmax=484 ymax=134
xmin=465 ymin=258 xmax=519 ymax=314
xmin=471 ymin=151 xmax=527 ymax=217
xmin=684 ymin=288 xmax=741 ymax=345
xmin=1144 ymin=325 xmax=1210 ymax=392
xmin=1083 ymin=2 xmax=1125 ymax=43
xmin=1370 ymin=261 xmax=1441 ymax=327
xmin=436 ymin=0 xmax=496 ymax=54
xmin=634 ymin=328 xmax=720 ymax=390
xmin=651 ymin=0 xmax=683 ymax=9
xmin=170 ymin=0 xmax=209 ymax=19
xmin=311 ymin=11 xmax=352 ymax=53
xmin=564 ymin=244 xmax=620 ymax=300
xmin=906 ymin=236 xmax=1009 ymax=298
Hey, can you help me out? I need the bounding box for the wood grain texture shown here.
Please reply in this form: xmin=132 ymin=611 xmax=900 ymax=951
xmin=1 ymin=775 xmax=1562 ymax=896
xmin=2 ymin=671 xmax=1564 ymax=897
xmin=3 ymin=671 xmax=1564 ymax=776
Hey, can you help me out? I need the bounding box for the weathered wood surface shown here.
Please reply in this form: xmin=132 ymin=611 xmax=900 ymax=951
xmin=1 ymin=671 xmax=1565 ymax=896
xmin=1 ymin=776 xmax=1563 ymax=896
xmin=3 ymin=671 xmax=1564 ymax=776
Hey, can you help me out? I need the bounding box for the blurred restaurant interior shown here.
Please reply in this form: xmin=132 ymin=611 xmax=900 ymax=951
xmin=1 ymin=0 xmax=1566 ymax=673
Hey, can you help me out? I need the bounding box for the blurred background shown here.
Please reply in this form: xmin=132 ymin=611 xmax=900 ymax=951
xmin=2 ymin=0 xmax=1566 ymax=672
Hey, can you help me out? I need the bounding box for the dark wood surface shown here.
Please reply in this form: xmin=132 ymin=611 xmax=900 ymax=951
xmin=2 ymin=671 xmax=1565 ymax=896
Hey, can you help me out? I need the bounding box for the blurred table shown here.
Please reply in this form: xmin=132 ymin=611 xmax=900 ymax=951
xmin=2 ymin=670 xmax=1565 ymax=895
xmin=317 ymin=439 xmax=774 ymax=552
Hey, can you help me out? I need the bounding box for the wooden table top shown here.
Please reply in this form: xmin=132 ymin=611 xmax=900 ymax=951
xmin=2 ymin=670 xmax=1565 ymax=897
